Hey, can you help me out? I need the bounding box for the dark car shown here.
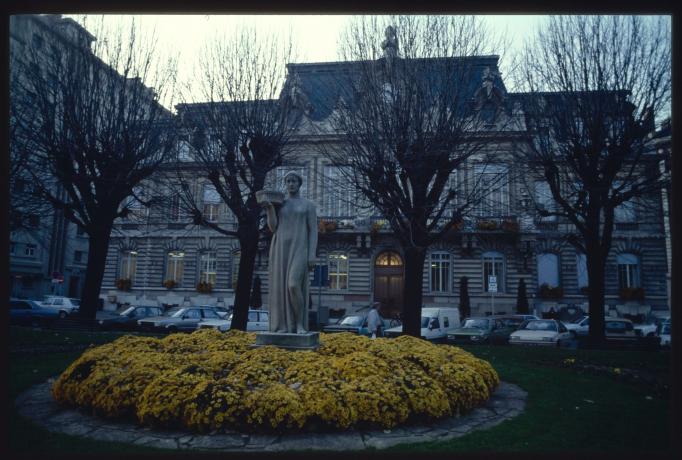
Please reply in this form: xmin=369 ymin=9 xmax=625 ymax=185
xmin=137 ymin=306 xmax=222 ymax=332
xmin=96 ymin=305 xmax=164 ymax=330
xmin=10 ymin=298 xmax=60 ymax=326
xmin=447 ymin=317 xmax=517 ymax=344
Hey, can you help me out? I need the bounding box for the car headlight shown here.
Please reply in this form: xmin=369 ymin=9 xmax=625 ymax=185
xmin=471 ymin=335 xmax=482 ymax=341
xmin=98 ymin=320 xmax=104 ymax=325
xmin=543 ymin=336 xmax=554 ymax=341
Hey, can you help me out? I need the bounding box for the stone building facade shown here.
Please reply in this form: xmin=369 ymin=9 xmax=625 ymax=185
xmin=99 ymin=56 xmax=670 ymax=319
xmin=9 ymin=14 xmax=93 ymax=300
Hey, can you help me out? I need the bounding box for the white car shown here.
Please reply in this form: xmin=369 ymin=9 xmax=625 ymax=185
xmin=384 ymin=307 xmax=460 ymax=341
xmin=197 ymin=309 xmax=269 ymax=332
xmin=509 ymin=319 xmax=572 ymax=347
xmin=658 ymin=322 xmax=671 ymax=348
xmin=40 ymin=296 xmax=81 ymax=318
xmin=563 ymin=316 xmax=589 ymax=337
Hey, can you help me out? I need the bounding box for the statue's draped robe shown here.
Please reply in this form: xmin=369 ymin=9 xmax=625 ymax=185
xmin=268 ymin=197 xmax=316 ymax=333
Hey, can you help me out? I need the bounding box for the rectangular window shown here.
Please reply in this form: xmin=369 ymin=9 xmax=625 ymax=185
xmin=614 ymin=181 xmax=636 ymax=223
xmin=534 ymin=181 xmax=557 ymax=221
xmin=127 ymin=186 xmax=148 ymax=220
xmin=430 ymin=252 xmax=451 ymax=292
xmin=200 ymin=252 xmax=217 ymax=286
xmin=119 ymin=250 xmax=137 ymax=280
xmin=74 ymin=250 xmax=83 ymax=263
xmin=328 ymin=252 xmax=349 ymax=290
xmin=473 ymin=164 xmax=509 ymax=217
xmin=483 ymin=253 xmax=504 ymax=292
xmin=537 ymin=253 xmax=560 ymax=287
xmin=166 ymin=251 xmax=185 ymax=284
xmin=24 ymin=244 xmax=36 ymax=257
xmin=617 ymin=254 xmax=640 ymax=289
xmin=203 ymin=184 xmax=220 ymax=221
xmin=323 ymin=166 xmax=354 ymax=217
xmin=435 ymin=170 xmax=459 ymax=218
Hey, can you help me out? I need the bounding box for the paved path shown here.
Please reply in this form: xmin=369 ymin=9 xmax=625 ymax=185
xmin=15 ymin=380 xmax=527 ymax=452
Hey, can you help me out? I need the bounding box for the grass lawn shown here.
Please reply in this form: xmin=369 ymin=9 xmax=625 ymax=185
xmin=8 ymin=326 xmax=672 ymax=454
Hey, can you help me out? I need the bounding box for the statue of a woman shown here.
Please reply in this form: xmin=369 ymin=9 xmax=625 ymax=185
xmin=262 ymin=172 xmax=317 ymax=334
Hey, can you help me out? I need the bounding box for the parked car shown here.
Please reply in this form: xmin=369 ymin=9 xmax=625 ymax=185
xmin=658 ymin=321 xmax=671 ymax=348
xmin=197 ymin=309 xmax=269 ymax=332
xmin=384 ymin=307 xmax=460 ymax=341
xmin=195 ymin=305 xmax=231 ymax=319
xmin=322 ymin=310 xmax=399 ymax=336
xmin=633 ymin=319 xmax=660 ymax=337
xmin=40 ymin=296 xmax=80 ymax=318
xmin=10 ymin=298 xmax=60 ymax=325
xmin=563 ymin=316 xmax=589 ymax=337
xmin=603 ymin=318 xmax=639 ymax=344
xmin=494 ymin=314 xmax=539 ymax=330
xmin=96 ymin=305 xmax=164 ymax=330
xmin=509 ymin=319 xmax=572 ymax=347
xmin=137 ymin=306 xmax=222 ymax=332
xmin=447 ymin=317 xmax=518 ymax=345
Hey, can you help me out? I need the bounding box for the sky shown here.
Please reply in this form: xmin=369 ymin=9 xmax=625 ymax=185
xmin=64 ymin=14 xmax=544 ymax=110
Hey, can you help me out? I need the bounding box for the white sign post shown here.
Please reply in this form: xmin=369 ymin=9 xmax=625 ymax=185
xmin=488 ymin=275 xmax=497 ymax=316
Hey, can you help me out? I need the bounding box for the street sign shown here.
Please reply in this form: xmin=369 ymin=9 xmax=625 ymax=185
xmin=488 ymin=275 xmax=497 ymax=293
xmin=312 ymin=265 xmax=329 ymax=287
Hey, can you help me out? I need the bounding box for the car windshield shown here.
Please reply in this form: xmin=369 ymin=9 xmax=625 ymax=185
xmin=119 ymin=306 xmax=135 ymax=316
xmin=523 ymin=320 xmax=557 ymax=331
xmin=339 ymin=315 xmax=363 ymax=327
xmin=69 ymin=299 xmax=81 ymax=306
xmin=164 ymin=307 xmax=186 ymax=317
xmin=571 ymin=316 xmax=586 ymax=324
xmin=463 ymin=319 xmax=489 ymax=329
xmin=420 ymin=317 xmax=437 ymax=328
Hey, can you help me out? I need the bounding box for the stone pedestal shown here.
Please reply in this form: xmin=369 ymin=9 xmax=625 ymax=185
xmin=253 ymin=331 xmax=320 ymax=351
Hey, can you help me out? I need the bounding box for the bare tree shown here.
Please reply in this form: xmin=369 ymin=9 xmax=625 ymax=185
xmin=174 ymin=27 xmax=296 ymax=331
xmin=514 ymin=15 xmax=671 ymax=344
xmin=10 ymin=16 xmax=177 ymax=320
xmin=325 ymin=15 xmax=511 ymax=337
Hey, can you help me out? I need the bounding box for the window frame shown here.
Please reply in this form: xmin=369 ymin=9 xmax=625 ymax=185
xmin=328 ymin=251 xmax=349 ymax=291
xmin=199 ymin=251 xmax=217 ymax=286
xmin=429 ymin=251 xmax=452 ymax=293
xmin=165 ymin=251 xmax=185 ymax=285
xmin=617 ymin=253 xmax=641 ymax=289
xmin=537 ymin=252 xmax=560 ymax=288
xmin=119 ymin=250 xmax=138 ymax=281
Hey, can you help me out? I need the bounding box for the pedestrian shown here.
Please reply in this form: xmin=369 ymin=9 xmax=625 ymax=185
xmin=367 ymin=302 xmax=382 ymax=339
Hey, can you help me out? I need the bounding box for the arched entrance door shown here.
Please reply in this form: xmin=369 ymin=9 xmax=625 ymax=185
xmin=373 ymin=251 xmax=404 ymax=318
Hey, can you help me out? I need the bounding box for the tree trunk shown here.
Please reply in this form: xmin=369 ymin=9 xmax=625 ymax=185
xmin=230 ymin=219 xmax=259 ymax=331
xmin=586 ymin=244 xmax=607 ymax=347
xmin=80 ymin=220 xmax=114 ymax=321
xmin=401 ymin=246 xmax=427 ymax=338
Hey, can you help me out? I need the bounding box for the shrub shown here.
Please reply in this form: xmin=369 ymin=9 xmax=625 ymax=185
xmin=619 ymin=287 xmax=645 ymax=301
xmin=115 ymin=278 xmax=132 ymax=291
xmin=163 ymin=279 xmax=177 ymax=289
xmin=52 ymin=330 xmax=499 ymax=433
xmin=538 ymin=283 xmax=564 ymax=299
xmin=476 ymin=219 xmax=498 ymax=231
xmin=196 ymin=281 xmax=213 ymax=293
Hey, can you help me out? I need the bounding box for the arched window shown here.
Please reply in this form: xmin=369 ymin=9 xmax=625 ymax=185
xmin=537 ymin=253 xmax=560 ymax=287
xmin=430 ymin=252 xmax=451 ymax=292
xmin=482 ymin=251 xmax=504 ymax=292
xmin=328 ymin=252 xmax=349 ymax=290
xmin=119 ymin=250 xmax=138 ymax=281
xmin=617 ymin=253 xmax=640 ymax=288
xmin=375 ymin=251 xmax=403 ymax=267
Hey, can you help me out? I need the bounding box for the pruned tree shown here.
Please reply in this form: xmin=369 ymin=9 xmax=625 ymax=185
xmin=174 ymin=27 xmax=296 ymax=331
xmin=10 ymin=15 xmax=177 ymax=320
xmin=325 ymin=15 xmax=511 ymax=337
xmin=514 ymin=16 xmax=671 ymax=344
xmin=459 ymin=276 xmax=471 ymax=323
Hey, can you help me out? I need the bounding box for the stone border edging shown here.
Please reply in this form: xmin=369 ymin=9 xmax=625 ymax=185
xmin=15 ymin=380 xmax=527 ymax=452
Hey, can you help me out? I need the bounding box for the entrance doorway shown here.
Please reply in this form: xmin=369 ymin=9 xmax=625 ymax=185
xmin=373 ymin=251 xmax=404 ymax=318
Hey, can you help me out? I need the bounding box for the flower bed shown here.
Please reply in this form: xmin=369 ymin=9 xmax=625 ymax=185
xmin=51 ymin=331 xmax=499 ymax=434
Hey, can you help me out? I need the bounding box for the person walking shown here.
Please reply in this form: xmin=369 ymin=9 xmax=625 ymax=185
xmin=367 ymin=303 xmax=382 ymax=339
